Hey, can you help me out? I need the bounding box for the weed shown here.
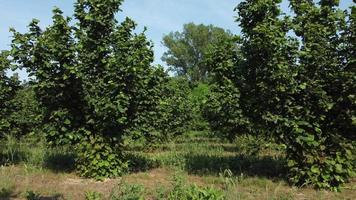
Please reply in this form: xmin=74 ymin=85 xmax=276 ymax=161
xmin=110 ymin=181 xmax=145 ymax=200
xmin=85 ymin=191 xmax=103 ymax=200
xmin=25 ymin=190 xmax=41 ymax=200
xmin=0 ymin=187 xmax=14 ymax=199
xmin=165 ymin=173 xmax=226 ymax=200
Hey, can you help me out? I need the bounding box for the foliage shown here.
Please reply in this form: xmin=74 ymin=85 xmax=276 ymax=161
xmin=164 ymin=173 xmax=225 ymax=200
xmin=203 ymin=83 xmax=247 ymax=141
xmin=2 ymin=0 xmax=354 ymax=191
xmin=202 ymin=36 xmax=249 ymax=140
xmin=162 ymin=23 xmax=234 ymax=82
xmin=0 ymin=133 xmax=75 ymax=171
xmin=0 ymin=51 xmax=21 ymax=138
xmin=206 ymin=0 xmax=355 ymax=190
xmin=0 ymin=69 xmax=41 ymax=139
xmin=285 ymin=0 xmax=355 ymax=190
xmin=188 ymin=82 xmax=211 ymax=131
xmin=10 ymin=8 xmax=83 ymax=146
xmin=110 ymin=182 xmax=145 ymax=200
xmin=155 ymin=77 xmax=194 ymax=140
xmin=76 ymin=132 xmax=128 ymax=179
xmin=85 ymin=191 xmax=103 ymax=200
xmin=9 ymin=0 xmax=166 ymax=179
xmin=155 ymin=79 xmax=211 ymax=141
xmin=7 ymin=85 xmax=43 ymax=138
xmin=25 ymin=190 xmax=41 ymax=200
xmin=234 ymin=135 xmax=273 ymax=157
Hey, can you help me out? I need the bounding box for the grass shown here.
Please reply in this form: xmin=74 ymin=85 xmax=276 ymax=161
xmin=0 ymin=132 xmax=355 ymax=199
xmin=0 ymin=134 xmax=76 ymax=172
xmin=126 ymin=133 xmax=287 ymax=179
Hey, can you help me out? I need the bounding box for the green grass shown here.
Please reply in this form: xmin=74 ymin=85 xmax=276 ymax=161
xmin=0 ymin=132 xmax=355 ymax=199
xmin=126 ymin=132 xmax=287 ymax=179
xmin=0 ymin=134 xmax=76 ymax=172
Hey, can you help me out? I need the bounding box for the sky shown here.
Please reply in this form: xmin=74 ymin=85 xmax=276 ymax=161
xmin=0 ymin=0 xmax=354 ymax=79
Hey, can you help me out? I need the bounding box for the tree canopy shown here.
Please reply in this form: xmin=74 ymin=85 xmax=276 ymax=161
xmin=9 ymin=0 xmax=167 ymax=179
xmin=205 ymin=0 xmax=355 ymax=190
xmin=162 ymin=23 xmax=234 ymax=83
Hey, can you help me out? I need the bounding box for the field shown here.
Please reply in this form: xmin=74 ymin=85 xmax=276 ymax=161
xmin=1 ymin=132 xmax=355 ymax=200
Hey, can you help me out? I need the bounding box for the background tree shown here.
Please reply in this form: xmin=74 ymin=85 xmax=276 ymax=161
xmin=7 ymin=84 xmax=43 ymax=138
xmin=203 ymin=36 xmax=249 ymax=141
xmin=162 ymin=23 xmax=234 ymax=83
xmin=0 ymin=51 xmax=21 ymax=138
xmin=156 ymin=77 xmax=194 ymax=140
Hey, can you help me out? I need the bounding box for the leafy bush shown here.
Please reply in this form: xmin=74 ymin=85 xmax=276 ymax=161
xmin=76 ymin=133 xmax=128 ymax=180
xmin=234 ymin=135 xmax=267 ymax=156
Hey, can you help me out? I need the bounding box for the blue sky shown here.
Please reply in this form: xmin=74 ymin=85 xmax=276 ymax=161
xmin=0 ymin=0 xmax=354 ymax=79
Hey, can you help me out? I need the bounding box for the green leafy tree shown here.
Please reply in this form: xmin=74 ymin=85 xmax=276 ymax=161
xmin=11 ymin=9 xmax=84 ymax=145
xmin=207 ymin=0 xmax=355 ymax=190
xmin=8 ymin=84 xmax=43 ymax=138
xmin=203 ymin=37 xmax=249 ymax=141
xmin=156 ymin=77 xmax=194 ymax=140
xmin=285 ymin=0 xmax=355 ymax=189
xmin=188 ymin=82 xmax=211 ymax=131
xmin=162 ymin=23 xmax=234 ymax=82
xmin=9 ymin=0 xmax=166 ymax=179
xmin=0 ymin=51 xmax=21 ymax=138
xmin=74 ymin=0 xmax=166 ymax=178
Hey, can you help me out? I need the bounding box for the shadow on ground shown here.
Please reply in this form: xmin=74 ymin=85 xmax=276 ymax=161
xmin=184 ymin=154 xmax=287 ymax=179
xmin=0 ymin=187 xmax=18 ymax=200
xmin=125 ymin=150 xmax=287 ymax=181
xmin=44 ymin=152 xmax=76 ymax=173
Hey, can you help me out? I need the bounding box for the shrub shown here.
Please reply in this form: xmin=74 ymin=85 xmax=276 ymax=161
xmin=125 ymin=152 xmax=159 ymax=172
xmin=76 ymin=133 xmax=128 ymax=180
